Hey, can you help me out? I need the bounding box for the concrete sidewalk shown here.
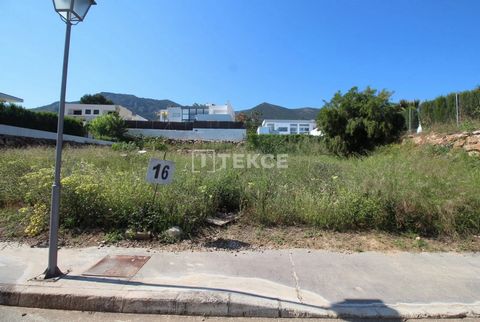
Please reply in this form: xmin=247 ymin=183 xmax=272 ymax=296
xmin=0 ymin=242 xmax=479 ymax=319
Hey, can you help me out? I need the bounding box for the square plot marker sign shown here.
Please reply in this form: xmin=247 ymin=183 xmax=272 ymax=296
xmin=146 ymin=158 xmax=175 ymax=184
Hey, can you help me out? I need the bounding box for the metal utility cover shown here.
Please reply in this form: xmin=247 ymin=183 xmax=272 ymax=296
xmin=82 ymin=255 xmax=150 ymax=278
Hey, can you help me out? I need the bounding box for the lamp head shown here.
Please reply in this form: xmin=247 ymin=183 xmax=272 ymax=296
xmin=53 ymin=0 xmax=96 ymax=24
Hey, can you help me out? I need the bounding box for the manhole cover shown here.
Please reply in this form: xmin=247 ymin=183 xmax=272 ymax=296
xmin=82 ymin=255 xmax=150 ymax=278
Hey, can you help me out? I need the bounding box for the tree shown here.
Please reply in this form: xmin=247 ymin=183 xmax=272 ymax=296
xmin=80 ymin=94 xmax=114 ymax=105
xmin=235 ymin=112 xmax=248 ymax=123
xmin=317 ymin=87 xmax=405 ymax=155
xmin=399 ymin=99 xmax=420 ymax=132
xmin=87 ymin=112 xmax=127 ymax=141
xmin=236 ymin=111 xmax=263 ymax=135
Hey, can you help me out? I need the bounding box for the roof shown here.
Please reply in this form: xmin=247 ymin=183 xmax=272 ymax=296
xmin=0 ymin=92 xmax=23 ymax=103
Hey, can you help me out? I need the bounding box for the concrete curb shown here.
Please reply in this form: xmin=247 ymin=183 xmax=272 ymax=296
xmin=1 ymin=283 xmax=480 ymax=318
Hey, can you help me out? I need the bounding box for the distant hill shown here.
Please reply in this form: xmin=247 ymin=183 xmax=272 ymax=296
xmin=99 ymin=92 xmax=181 ymax=120
xmin=32 ymin=92 xmax=181 ymax=121
xmin=238 ymin=102 xmax=320 ymax=120
xmin=32 ymin=100 xmax=78 ymax=113
xmin=33 ymin=94 xmax=320 ymax=121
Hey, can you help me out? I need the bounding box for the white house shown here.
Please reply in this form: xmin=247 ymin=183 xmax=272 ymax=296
xmin=257 ymin=119 xmax=317 ymax=135
xmin=309 ymin=127 xmax=323 ymax=136
xmin=65 ymin=103 xmax=147 ymax=122
xmin=157 ymin=102 xmax=236 ymax=122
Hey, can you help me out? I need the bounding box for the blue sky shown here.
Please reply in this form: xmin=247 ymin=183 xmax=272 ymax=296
xmin=1 ymin=0 xmax=479 ymax=110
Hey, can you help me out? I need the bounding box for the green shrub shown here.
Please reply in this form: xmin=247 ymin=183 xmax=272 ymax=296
xmin=141 ymin=137 xmax=168 ymax=151
xmin=204 ymin=170 xmax=243 ymax=212
xmin=317 ymin=87 xmax=405 ymax=155
xmin=111 ymin=141 xmax=137 ymax=152
xmin=87 ymin=112 xmax=126 ymax=141
xmin=247 ymin=133 xmax=327 ymax=154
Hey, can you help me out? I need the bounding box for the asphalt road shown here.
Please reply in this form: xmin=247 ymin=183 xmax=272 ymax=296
xmin=1 ymin=305 xmax=476 ymax=322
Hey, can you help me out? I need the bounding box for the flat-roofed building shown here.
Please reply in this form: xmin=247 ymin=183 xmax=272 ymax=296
xmin=157 ymin=102 xmax=236 ymax=122
xmin=65 ymin=103 xmax=147 ymax=121
xmin=257 ymin=119 xmax=317 ymax=135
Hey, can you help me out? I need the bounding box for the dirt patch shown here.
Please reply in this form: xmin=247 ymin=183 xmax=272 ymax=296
xmin=2 ymin=221 xmax=479 ymax=253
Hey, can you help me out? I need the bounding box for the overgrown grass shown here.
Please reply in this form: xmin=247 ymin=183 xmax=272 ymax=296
xmin=1 ymin=142 xmax=479 ymax=239
xmin=421 ymin=119 xmax=480 ymax=134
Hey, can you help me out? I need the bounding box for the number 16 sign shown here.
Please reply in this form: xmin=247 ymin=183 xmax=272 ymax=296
xmin=145 ymin=158 xmax=175 ymax=184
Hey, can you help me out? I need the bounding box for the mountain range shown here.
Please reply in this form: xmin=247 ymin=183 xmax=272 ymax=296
xmin=239 ymin=102 xmax=320 ymax=120
xmin=32 ymin=92 xmax=321 ymax=121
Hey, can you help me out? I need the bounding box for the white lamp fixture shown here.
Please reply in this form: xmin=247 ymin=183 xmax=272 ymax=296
xmin=53 ymin=0 xmax=96 ymax=24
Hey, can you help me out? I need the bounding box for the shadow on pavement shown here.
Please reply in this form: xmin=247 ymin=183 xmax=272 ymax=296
xmin=203 ymin=238 xmax=250 ymax=250
xmin=330 ymin=299 xmax=403 ymax=321
xmin=61 ymin=275 xmax=403 ymax=319
xmin=62 ymin=274 xmax=317 ymax=308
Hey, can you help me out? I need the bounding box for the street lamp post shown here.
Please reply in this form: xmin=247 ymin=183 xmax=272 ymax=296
xmin=45 ymin=0 xmax=96 ymax=280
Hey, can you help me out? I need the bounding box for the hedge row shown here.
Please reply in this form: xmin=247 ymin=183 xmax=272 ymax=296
xmin=420 ymin=87 xmax=480 ymax=125
xmin=0 ymin=103 xmax=85 ymax=136
xmin=246 ymin=133 xmax=327 ymax=154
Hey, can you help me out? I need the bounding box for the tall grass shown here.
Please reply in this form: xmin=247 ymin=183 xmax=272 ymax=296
xmin=421 ymin=119 xmax=480 ymax=134
xmin=1 ymin=142 xmax=479 ymax=238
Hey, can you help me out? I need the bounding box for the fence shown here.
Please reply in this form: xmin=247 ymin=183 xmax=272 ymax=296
xmin=124 ymin=120 xmax=245 ymax=130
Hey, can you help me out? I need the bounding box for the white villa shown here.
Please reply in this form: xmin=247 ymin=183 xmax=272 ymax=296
xmin=65 ymin=103 xmax=147 ymax=122
xmin=257 ymin=119 xmax=317 ymax=135
xmin=157 ymin=102 xmax=235 ymax=122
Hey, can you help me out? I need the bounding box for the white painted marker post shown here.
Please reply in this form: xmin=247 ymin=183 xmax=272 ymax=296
xmin=146 ymin=158 xmax=175 ymax=185
xmin=146 ymin=158 xmax=175 ymax=206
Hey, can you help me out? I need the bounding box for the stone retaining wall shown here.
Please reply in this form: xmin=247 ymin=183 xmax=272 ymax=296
xmin=407 ymin=130 xmax=480 ymax=155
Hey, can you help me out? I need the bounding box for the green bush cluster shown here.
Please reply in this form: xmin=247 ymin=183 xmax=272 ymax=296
xmin=87 ymin=112 xmax=126 ymax=141
xmin=0 ymin=103 xmax=85 ymax=136
xmin=1 ymin=143 xmax=479 ymax=238
xmin=246 ymin=133 xmax=327 ymax=154
xmin=317 ymin=87 xmax=405 ymax=155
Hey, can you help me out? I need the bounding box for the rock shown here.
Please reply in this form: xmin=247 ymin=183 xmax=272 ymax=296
xmin=206 ymin=212 xmax=241 ymax=226
xmin=125 ymin=229 xmax=150 ymax=240
xmin=446 ymin=133 xmax=468 ymax=144
xmin=464 ymin=142 xmax=480 ymax=152
xmin=135 ymin=231 xmax=151 ymax=240
xmin=468 ymin=150 xmax=480 ymax=157
xmin=453 ymin=139 xmax=466 ymax=149
xmin=466 ymin=135 xmax=480 ymax=145
xmin=411 ymin=136 xmax=425 ymax=145
xmin=164 ymin=226 xmax=183 ymax=241
xmin=407 ymin=131 xmax=480 ymax=156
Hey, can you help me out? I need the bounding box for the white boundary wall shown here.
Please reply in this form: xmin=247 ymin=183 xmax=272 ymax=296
xmin=127 ymin=128 xmax=246 ymax=142
xmin=0 ymin=124 xmax=113 ymax=146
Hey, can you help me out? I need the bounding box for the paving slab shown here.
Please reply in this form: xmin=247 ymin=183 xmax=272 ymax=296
xmin=0 ymin=242 xmax=479 ymax=318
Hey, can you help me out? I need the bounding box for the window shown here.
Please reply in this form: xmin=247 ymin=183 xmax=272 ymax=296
xmin=290 ymin=124 xmax=298 ymax=134
xmin=277 ymin=127 xmax=288 ymax=132
xmin=182 ymin=109 xmax=190 ymax=121
xmin=299 ymin=124 xmax=310 ymax=133
xmin=85 ymin=109 xmax=91 ymax=115
xmin=73 ymin=110 xmax=82 ymax=115
xmin=93 ymin=109 xmax=100 ymax=115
